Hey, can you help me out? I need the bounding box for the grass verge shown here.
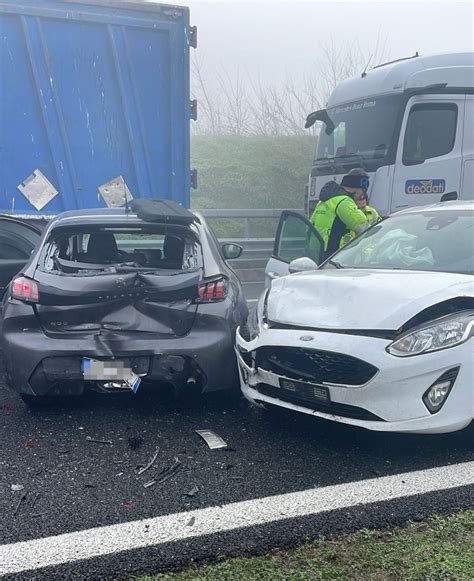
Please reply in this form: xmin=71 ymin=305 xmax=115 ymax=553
xmin=140 ymin=510 xmax=474 ymax=580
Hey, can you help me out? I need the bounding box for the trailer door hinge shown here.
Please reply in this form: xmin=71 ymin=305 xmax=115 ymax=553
xmin=189 ymin=26 xmax=197 ymax=48
xmin=191 ymin=169 xmax=198 ymax=190
xmin=190 ymin=99 xmax=198 ymax=121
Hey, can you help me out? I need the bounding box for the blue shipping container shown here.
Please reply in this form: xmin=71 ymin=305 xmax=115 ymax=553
xmin=0 ymin=0 xmax=195 ymax=214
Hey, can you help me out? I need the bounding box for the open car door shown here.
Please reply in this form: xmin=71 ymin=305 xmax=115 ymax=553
xmin=0 ymin=216 xmax=41 ymax=297
xmin=264 ymin=211 xmax=324 ymax=288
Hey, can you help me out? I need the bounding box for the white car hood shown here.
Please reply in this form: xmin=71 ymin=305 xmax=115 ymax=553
xmin=267 ymin=269 xmax=474 ymax=331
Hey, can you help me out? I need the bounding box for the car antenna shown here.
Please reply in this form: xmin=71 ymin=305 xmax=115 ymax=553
xmin=361 ymin=54 xmax=373 ymax=78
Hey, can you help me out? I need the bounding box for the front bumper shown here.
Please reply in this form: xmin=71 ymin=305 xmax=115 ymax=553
xmin=2 ymin=302 xmax=239 ymax=396
xmin=236 ymin=327 xmax=474 ymax=434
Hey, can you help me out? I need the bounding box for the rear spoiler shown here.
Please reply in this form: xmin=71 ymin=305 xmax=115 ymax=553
xmin=131 ymin=199 xmax=200 ymax=225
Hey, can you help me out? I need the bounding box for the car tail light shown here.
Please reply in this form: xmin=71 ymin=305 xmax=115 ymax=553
xmin=11 ymin=277 xmax=39 ymax=303
xmin=196 ymin=278 xmax=227 ymax=303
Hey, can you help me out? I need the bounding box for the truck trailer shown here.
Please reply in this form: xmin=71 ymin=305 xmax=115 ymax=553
xmin=305 ymin=52 xmax=474 ymax=216
xmin=0 ymin=0 xmax=196 ymax=215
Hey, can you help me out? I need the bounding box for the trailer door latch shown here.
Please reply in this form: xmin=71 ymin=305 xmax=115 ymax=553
xmin=190 ymin=99 xmax=198 ymax=121
xmin=189 ymin=26 xmax=197 ymax=48
xmin=191 ymin=169 xmax=198 ymax=190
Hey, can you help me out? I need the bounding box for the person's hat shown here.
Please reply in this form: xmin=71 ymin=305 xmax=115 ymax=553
xmin=341 ymin=173 xmax=370 ymax=190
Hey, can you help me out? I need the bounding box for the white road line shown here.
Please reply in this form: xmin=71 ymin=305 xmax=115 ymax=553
xmin=1 ymin=462 xmax=472 ymax=576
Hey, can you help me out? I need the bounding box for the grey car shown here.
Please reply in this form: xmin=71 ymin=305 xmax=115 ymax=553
xmin=1 ymin=201 xmax=248 ymax=406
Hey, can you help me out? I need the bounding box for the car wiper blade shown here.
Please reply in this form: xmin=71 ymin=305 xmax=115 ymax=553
xmin=328 ymin=259 xmax=344 ymax=269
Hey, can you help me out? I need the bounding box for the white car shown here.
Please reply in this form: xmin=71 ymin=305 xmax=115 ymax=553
xmin=236 ymin=202 xmax=474 ymax=434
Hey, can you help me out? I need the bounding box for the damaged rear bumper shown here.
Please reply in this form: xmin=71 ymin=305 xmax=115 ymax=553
xmin=2 ymin=304 xmax=238 ymax=396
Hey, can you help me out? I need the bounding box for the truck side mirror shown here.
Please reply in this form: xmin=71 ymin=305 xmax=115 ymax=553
xmin=440 ymin=191 xmax=457 ymax=202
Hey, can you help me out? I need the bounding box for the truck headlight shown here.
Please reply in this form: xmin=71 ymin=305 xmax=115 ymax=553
xmin=387 ymin=312 xmax=474 ymax=357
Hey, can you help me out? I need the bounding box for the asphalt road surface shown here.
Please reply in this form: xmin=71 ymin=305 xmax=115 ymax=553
xmin=1 ymin=357 xmax=473 ymax=579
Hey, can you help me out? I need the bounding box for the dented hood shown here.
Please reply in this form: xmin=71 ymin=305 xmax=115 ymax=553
xmin=267 ymin=269 xmax=474 ymax=331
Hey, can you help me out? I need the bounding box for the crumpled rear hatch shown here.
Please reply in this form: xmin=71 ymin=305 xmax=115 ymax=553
xmin=32 ymin=219 xmax=203 ymax=338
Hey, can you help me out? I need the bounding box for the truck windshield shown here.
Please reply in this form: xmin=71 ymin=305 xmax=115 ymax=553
xmin=315 ymin=95 xmax=402 ymax=166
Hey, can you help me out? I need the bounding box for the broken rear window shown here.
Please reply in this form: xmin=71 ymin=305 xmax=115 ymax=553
xmin=39 ymin=225 xmax=202 ymax=275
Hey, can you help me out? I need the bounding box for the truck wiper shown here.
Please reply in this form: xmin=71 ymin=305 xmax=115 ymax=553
xmin=328 ymin=259 xmax=344 ymax=269
xmin=334 ymin=153 xmax=367 ymax=162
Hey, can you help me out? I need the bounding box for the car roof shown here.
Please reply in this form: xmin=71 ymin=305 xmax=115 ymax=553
xmin=394 ymin=200 xmax=474 ymax=216
xmin=48 ymin=207 xmax=201 ymax=227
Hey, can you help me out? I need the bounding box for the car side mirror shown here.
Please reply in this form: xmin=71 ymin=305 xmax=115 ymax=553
xmin=222 ymin=243 xmax=243 ymax=260
xmin=288 ymin=257 xmax=318 ymax=274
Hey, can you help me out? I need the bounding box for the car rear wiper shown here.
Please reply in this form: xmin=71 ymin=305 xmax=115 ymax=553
xmin=328 ymin=259 xmax=344 ymax=269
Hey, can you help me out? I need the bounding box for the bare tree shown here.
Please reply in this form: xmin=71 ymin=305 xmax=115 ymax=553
xmin=190 ymin=37 xmax=390 ymax=136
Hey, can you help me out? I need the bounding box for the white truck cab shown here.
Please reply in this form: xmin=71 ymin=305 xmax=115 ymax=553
xmin=305 ymin=52 xmax=474 ymax=217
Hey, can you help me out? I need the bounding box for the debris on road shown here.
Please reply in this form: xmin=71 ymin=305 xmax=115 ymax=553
xmin=128 ymin=437 xmax=143 ymax=450
xmin=122 ymin=503 xmax=135 ymax=510
xmin=137 ymin=447 xmax=160 ymax=475
xmin=184 ymin=485 xmax=199 ymax=497
xmin=86 ymin=436 xmax=113 ymax=445
xmin=13 ymin=492 xmax=27 ymax=515
xmin=143 ymin=458 xmax=183 ymax=488
xmin=25 ymin=441 xmax=36 ymax=449
xmin=11 ymin=484 xmax=24 ymax=492
xmin=195 ymin=430 xmax=228 ymax=450
xmin=187 ymin=516 xmax=196 ymax=527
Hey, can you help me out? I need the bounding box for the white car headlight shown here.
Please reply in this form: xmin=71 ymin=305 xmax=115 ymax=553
xmin=387 ymin=312 xmax=474 ymax=357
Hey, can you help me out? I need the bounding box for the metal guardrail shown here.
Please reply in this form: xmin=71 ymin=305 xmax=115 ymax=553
xmin=199 ymin=208 xmax=304 ymax=239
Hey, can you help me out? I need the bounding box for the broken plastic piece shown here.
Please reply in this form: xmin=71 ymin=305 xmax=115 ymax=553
xmin=184 ymin=485 xmax=199 ymax=497
xmin=86 ymin=436 xmax=112 ymax=445
xmin=13 ymin=493 xmax=27 ymax=516
xmin=143 ymin=459 xmax=183 ymax=489
xmin=195 ymin=430 xmax=228 ymax=450
xmin=138 ymin=447 xmax=160 ymax=475
xmin=11 ymin=484 xmax=24 ymax=492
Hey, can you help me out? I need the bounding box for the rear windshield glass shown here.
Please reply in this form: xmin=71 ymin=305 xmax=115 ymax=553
xmin=39 ymin=225 xmax=202 ymax=275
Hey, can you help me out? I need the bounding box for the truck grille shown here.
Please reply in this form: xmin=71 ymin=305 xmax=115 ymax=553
xmin=255 ymin=347 xmax=378 ymax=386
xmin=255 ymin=383 xmax=384 ymax=422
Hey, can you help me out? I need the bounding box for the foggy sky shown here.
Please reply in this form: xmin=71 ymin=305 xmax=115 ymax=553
xmin=167 ymin=0 xmax=473 ymax=85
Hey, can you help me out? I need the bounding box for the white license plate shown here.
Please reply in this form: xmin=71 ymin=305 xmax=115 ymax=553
xmin=82 ymin=358 xmax=141 ymax=393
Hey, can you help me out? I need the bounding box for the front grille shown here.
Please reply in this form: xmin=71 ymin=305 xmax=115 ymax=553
xmin=256 ymin=346 xmax=377 ymax=386
xmin=255 ymin=383 xmax=384 ymax=422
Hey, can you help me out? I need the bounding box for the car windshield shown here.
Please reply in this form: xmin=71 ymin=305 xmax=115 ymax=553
xmin=326 ymin=209 xmax=474 ymax=275
xmin=315 ymin=95 xmax=402 ymax=166
xmin=39 ymin=225 xmax=201 ymax=276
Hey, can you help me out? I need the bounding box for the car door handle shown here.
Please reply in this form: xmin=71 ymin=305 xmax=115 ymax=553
xmin=267 ymin=271 xmax=281 ymax=279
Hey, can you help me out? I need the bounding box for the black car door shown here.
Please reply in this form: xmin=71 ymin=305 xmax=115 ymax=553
xmin=0 ymin=217 xmax=42 ymax=297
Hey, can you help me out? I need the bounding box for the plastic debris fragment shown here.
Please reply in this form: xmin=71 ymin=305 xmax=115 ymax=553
xmin=137 ymin=447 xmax=160 ymax=475
xmin=195 ymin=430 xmax=228 ymax=450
